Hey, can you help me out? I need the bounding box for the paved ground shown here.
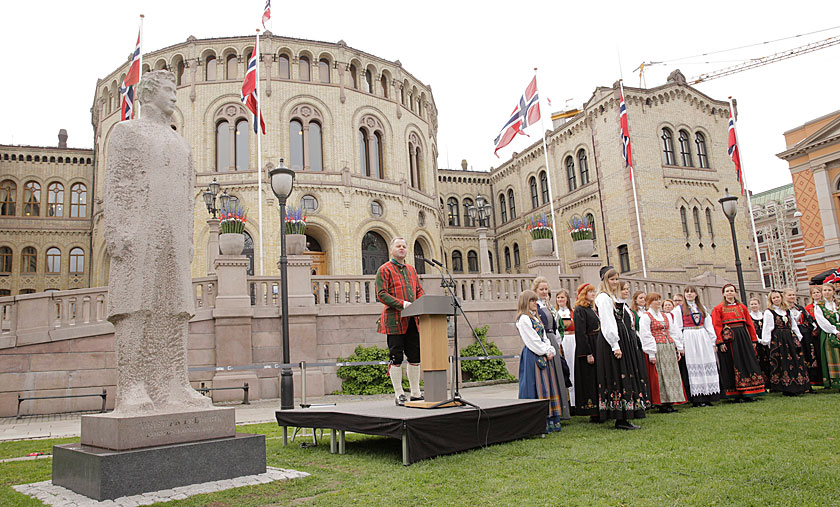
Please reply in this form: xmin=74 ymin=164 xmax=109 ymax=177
xmin=0 ymin=382 xmax=519 ymax=442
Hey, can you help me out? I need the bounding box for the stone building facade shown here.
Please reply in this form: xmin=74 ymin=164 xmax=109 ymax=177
xmin=437 ymin=72 xmax=760 ymax=283
xmin=0 ymin=132 xmax=94 ymax=295
xmin=777 ymin=110 xmax=840 ymax=281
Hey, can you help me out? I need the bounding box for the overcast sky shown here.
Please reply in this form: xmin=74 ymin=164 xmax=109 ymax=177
xmin=3 ymin=1 xmax=839 ymax=193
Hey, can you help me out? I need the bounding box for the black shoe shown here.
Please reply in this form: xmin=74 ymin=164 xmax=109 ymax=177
xmin=395 ymin=394 xmax=406 ymax=406
xmin=615 ymin=420 xmax=640 ymax=430
xmin=692 ymin=402 xmax=703 ymax=407
xmin=410 ymin=395 xmax=425 ymax=401
xmin=589 ymin=415 xmax=601 ymax=423
xmin=669 ymin=407 xmax=680 ymax=413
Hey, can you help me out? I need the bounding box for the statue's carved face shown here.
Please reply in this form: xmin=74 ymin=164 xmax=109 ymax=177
xmin=150 ymin=79 xmax=177 ymax=116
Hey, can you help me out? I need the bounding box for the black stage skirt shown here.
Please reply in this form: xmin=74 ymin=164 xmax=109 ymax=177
xmin=768 ymin=328 xmax=810 ymax=394
xmin=717 ymin=325 xmax=765 ymax=398
xmin=596 ymin=325 xmax=650 ymax=421
xmin=756 ymin=343 xmax=773 ymax=388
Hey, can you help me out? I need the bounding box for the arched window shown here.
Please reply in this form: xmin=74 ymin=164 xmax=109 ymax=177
xmin=225 ymin=54 xmax=238 ymax=79
xmin=290 ymin=120 xmax=304 ymax=171
xmin=46 ymin=247 xmax=61 ymax=274
xmin=278 ymin=54 xmax=290 ymax=79
xmin=513 ymin=243 xmax=521 ymax=267
xmin=693 ymin=206 xmax=702 ymax=237
xmin=380 ymin=75 xmax=388 ymax=97
xmin=578 ymin=150 xmax=590 ymax=185
xmin=462 ymin=198 xmax=474 ymax=227
xmin=400 ymin=85 xmax=405 ymax=105
xmin=1 ymin=180 xmax=16 ymax=216
xmin=23 ymin=181 xmax=40 ymax=217
xmin=48 ymin=182 xmax=64 ymax=217
xmin=235 ymin=120 xmax=249 ymax=171
xmin=408 ymin=133 xmax=422 ymax=190
xmin=447 ymin=197 xmax=460 ymax=226
xmin=504 ymin=246 xmax=511 ymax=271
xmin=413 ymin=240 xmax=426 ymax=275
xmin=0 ymin=246 xmax=11 ymax=273
xmin=618 ymin=245 xmax=630 ymax=273
xmin=679 ymin=130 xmax=693 ymax=167
xmin=358 ymin=117 xmax=385 ymax=179
xmin=566 ymin=156 xmax=577 ymax=191
xmin=467 ymin=250 xmax=479 ymax=273
xmin=488 ymin=251 xmax=494 ymax=273
xmin=298 ymin=56 xmax=310 ymax=81
xmin=349 ymin=64 xmax=358 ymax=89
xmin=529 ymin=177 xmax=539 ymax=209
xmin=309 ymin=122 xmax=323 ymax=171
xmin=451 ymin=250 xmax=463 ymax=272
xmin=69 ymin=247 xmax=85 ymax=274
xmin=705 ymin=207 xmax=714 ymax=237
xmin=216 ymin=121 xmax=230 ymax=171
xmin=205 ymin=55 xmax=217 ymax=81
xmin=680 ymin=206 xmax=689 ymax=237
xmin=70 ymin=183 xmax=87 ymax=217
xmin=318 ymin=58 xmax=330 ymax=83
xmin=371 ymin=132 xmax=382 ymax=179
xmin=661 ymin=128 xmax=676 ymax=165
xmin=176 ymin=60 xmax=185 ymax=86
xmin=21 ymin=246 xmax=36 ymax=273
xmin=499 ymin=194 xmax=507 ymax=223
xmin=695 ymin=132 xmax=708 ymax=168
xmin=365 ymin=69 xmax=373 ymax=93
xmin=508 ymin=189 xmax=516 ymax=219
xmin=539 ymin=171 xmax=549 ymax=204
xmin=359 ymin=129 xmax=369 ymax=176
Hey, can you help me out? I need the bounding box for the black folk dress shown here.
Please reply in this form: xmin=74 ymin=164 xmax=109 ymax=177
xmin=573 ymin=304 xmax=600 ymax=416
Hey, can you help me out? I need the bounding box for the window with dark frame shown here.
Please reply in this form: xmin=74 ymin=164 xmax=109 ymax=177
xmin=618 ymin=244 xmax=630 ymax=273
xmin=661 ymin=128 xmax=676 ymax=165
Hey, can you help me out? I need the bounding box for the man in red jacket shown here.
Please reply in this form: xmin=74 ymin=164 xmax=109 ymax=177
xmin=375 ymin=237 xmax=425 ymax=405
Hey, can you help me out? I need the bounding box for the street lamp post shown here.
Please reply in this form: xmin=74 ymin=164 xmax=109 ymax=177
xmin=268 ymin=159 xmax=296 ymax=410
xmin=467 ymin=195 xmax=493 ymax=274
xmin=202 ymin=178 xmax=229 ymax=274
xmin=719 ymin=188 xmax=747 ymax=301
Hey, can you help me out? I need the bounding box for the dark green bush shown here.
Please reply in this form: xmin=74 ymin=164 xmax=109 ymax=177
xmin=335 ymin=344 xmax=414 ymax=395
xmin=460 ymin=326 xmax=515 ymax=382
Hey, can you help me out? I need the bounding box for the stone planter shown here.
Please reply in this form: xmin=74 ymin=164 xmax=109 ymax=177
xmin=218 ymin=233 xmax=245 ymax=256
xmin=286 ymin=233 xmax=306 ymax=255
xmin=572 ymin=239 xmax=595 ymax=259
xmin=531 ymin=238 xmax=554 ymax=257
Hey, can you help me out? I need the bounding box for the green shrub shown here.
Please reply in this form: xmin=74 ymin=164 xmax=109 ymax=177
xmin=460 ymin=326 xmax=515 ymax=382
xmin=335 ymin=344 xmax=415 ymax=395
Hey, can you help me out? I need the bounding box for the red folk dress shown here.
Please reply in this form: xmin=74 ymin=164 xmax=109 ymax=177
xmin=711 ymin=302 xmax=765 ymax=398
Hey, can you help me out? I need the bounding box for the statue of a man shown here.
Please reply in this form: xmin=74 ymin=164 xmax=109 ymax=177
xmin=104 ymin=70 xmax=211 ymax=413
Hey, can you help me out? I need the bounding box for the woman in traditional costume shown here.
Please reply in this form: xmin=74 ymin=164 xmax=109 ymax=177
xmin=555 ymin=289 xmax=576 ymax=408
xmin=749 ymin=297 xmax=771 ymax=388
xmin=797 ymin=287 xmax=824 ymax=391
xmin=573 ymin=283 xmax=600 ymax=421
xmin=639 ymin=292 xmax=686 ymax=412
xmin=672 ymin=286 xmax=720 ymax=407
xmin=711 ymin=284 xmax=765 ymax=401
xmin=516 ymin=290 xmax=563 ymax=432
xmin=595 ymin=267 xmax=650 ymax=429
xmin=814 ymin=284 xmax=840 ymax=389
xmin=532 ymin=277 xmax=572 ymax=418
xmin=762 ymin=290 xmax=809 ymax=395
xmin=628 ymin=290 xmax=647 ymax=333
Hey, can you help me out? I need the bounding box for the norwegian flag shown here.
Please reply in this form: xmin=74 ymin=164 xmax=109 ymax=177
xmin=262 ymin=0 xmax=271 ymax=29
xmin=825 ymin=270 xmax=840 ymax=283
xmin=120 ymin=30 xmax=141 ymax=121
xmin=241 ymin=36 xmax=266 ymax=134
xmin=493 ymin=76 xmax=540 ymax=157
xmin=728 ymin=108 xmax=744 ymax=194
xmin=619 ymin=86 xmax=633 ymax=176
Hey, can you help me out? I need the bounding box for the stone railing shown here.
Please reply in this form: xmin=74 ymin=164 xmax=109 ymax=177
xmin=621 ymin=275 xmax=811 ymax=307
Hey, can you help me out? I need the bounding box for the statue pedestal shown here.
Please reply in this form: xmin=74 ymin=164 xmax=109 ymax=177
xmin=527 ymin=256 xmax=564 ymax=291
xmin=568 ymin=257 xmax=603 ymax=288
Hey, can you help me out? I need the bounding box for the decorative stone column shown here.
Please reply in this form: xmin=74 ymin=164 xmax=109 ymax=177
xmin=206 ymin=218 xmax=220 ymax=275
xmin=527 ymin=256 xmax=564 ymax=292
xmin=568 ymin=257 xmax=602 ymax=289
xmin=478 ymin=227 xmax=492 ymax=275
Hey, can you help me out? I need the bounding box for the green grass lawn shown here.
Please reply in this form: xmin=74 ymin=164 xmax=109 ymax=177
xmin=2 ymin=391 xmax=838 ymax=506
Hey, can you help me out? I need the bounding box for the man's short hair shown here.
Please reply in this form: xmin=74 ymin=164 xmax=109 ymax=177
xmin=390 ymin=237 xmax=407 ymax=248
xmin=137 ymin=70 xmax=175 ymax=104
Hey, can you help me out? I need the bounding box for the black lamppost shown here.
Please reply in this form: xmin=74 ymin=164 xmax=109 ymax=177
xmin=268 ymin=159 xmax=296 ymax=410
xmin=202 ymin=177 xmax=229 ymax=218
xmin=467 ymin=195 xmax=494 ymax=274
xmin=719 ymin=188 xmax=747 ymax=301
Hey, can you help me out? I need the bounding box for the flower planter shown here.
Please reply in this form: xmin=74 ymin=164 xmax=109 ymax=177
xmin=532 ymin=238 xmax=554 ymax=257
xmin=219 ymin=233 xmax=245 ymax=256
xmin=572 ymin=239 xmax=595 ymax=259
xmin=286 ymin=233 xmax=306 ymax=255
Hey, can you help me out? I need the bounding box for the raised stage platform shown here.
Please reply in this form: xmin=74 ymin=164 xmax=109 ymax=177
xmin=275 ymin=398 xmax=548 ymax=465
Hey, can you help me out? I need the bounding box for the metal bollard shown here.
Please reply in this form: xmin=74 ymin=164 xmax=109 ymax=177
xmin=100 ymin=388 xmax=107 ymax=413
xmin=300 ymin=361 xmax=308 ymax=408
xmin=243 ymin=383 xmax=250 ymax=405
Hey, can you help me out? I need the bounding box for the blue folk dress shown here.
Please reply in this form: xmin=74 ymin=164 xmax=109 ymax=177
xmin=517 ymin=313 xmax=563 ymax=432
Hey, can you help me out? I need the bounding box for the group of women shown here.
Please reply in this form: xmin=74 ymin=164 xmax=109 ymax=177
xmin=516 ymin=266 xmax=840 ymax=431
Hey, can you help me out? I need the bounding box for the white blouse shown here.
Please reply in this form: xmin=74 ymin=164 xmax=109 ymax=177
xmin=761 ymin=307 xmax=802 ymax=345
xmin=749 ymin=310 xmax=764 ymax=322
xmin=595 ymin=292 xmax=621 ymax=352
xmin=639 ymin=309 xmax=683 ymax=359
xmin=516 ymin=314 xmax=556 ymax=356
xmin=815 ymin=301 xmax=839 ymax=335
xmin=672 ymin=303 xmax=717 ymax=347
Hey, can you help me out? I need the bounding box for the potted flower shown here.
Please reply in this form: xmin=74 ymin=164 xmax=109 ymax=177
xmin=284 ymin=205 xmax=307 ymax=255
xmin=568 ymin=215 xmax=595 ymax=258
xmin=219 ymin=203 xmax=248 ymax=255
xmin=526 ymin=213 xmax=554 ymax=257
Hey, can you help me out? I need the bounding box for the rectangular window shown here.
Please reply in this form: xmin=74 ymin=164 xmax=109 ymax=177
xmin=618 ymin=245 xmax=630 ymax=273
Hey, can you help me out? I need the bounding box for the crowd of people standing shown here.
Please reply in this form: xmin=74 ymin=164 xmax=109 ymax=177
xmin=516 ymin=267 xmax=840 ymax=431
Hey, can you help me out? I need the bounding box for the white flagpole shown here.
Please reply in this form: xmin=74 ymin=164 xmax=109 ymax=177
xmin=256 ymin=29 xmax=265 ymax=276
xmin=729 ymin=97 xmax=765 ymax=289
xmin=620 ymin=80 xmax=648 ymax=277
xmin=533 ymin=68 xmax=562 ymax=267
xmin=136 ymin=14 xmax=144 ymax=119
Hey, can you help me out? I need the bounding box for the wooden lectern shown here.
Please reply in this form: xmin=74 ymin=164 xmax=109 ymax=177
xmin=400 ymin=295 xmax=457 ymax=408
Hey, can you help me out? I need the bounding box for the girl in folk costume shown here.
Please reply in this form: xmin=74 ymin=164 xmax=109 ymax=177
xmin=639 ymin=293 xmax=687 ymax=412
xmin=761 ymin=290 xmax=809 ymax=395
xmin=595 ymin=267 xmax=650 ymax=429
xmin=785 ymin=287 xmax=816 ymax=393
xmin=672 ymin=286 xmax=721 ymax=407
xmin=802 ymin=286 xmax=825 ymax=388
xmin=749 ymin=297 xmax=772 ymax=388
xmin=516 ymin=290 xmax=563 ymax=432
xmin=629 ymin=290 xmax=647 ymax=333
xmin=622 ymin=284 xmax=654 ymax=394
xmin=711 ymin=284 xmax=765 ymax=401
xmin=814 ymin=284 xmax=840 ymax=389
xmin=662 ymin=299 xmax=676 ymax=323
xmin=573 ymin=283 xmax=601 ymax=421
xmin=664 ymin=295 xmax=691 ymax=392
xmin=555 ymin=289 xmax=577 ymax=408
xmin=531 ymin=277 xmax=572 ymax=419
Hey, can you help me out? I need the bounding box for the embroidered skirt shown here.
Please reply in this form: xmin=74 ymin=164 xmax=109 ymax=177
xmin=755 ymin=342 xmax=773 ymax=388
xmin=820 ymin=332 xmax=840 ymax=388
xmin=595 ymin=330 xmax=650 ymax=421
xmin=799 ymin=325 xmax=823 ymax=386
xmin=518 ymin=346 xmax=563 ymax=432
xmin=681 ymin=326 xmax=721 ymax=403
xmin=717 ymin=325 xmax=765 ymax=398
xmin=645 ymin=342 xmax=686 ymax=405
xmin=768 ymin=328 xmax=809 ymax=393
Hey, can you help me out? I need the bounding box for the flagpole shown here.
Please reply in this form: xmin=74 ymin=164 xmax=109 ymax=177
xmin=729 ymin=97 xmax=765 ymax=289
xmin=137 ymin=14 xmax=144 ymax=119
xmin=621 ymin=80 xmax=648 ymax=277
xmin=533 ymin=68 xmax=562 ymax=267
xmin=256 ymin=29 xmax=265 ymax=276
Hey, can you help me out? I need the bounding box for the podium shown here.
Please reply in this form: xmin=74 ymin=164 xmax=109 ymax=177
xmin=401 ymin=295 xmax=457 ymax=407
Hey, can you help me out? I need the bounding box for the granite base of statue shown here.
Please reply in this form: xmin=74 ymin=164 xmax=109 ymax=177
xmin=51 ymin=71 xmax=265 ymax=501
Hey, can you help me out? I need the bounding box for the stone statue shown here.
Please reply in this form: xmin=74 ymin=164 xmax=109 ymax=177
xmin=104 ymin=70 xmax=211 ymax=413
